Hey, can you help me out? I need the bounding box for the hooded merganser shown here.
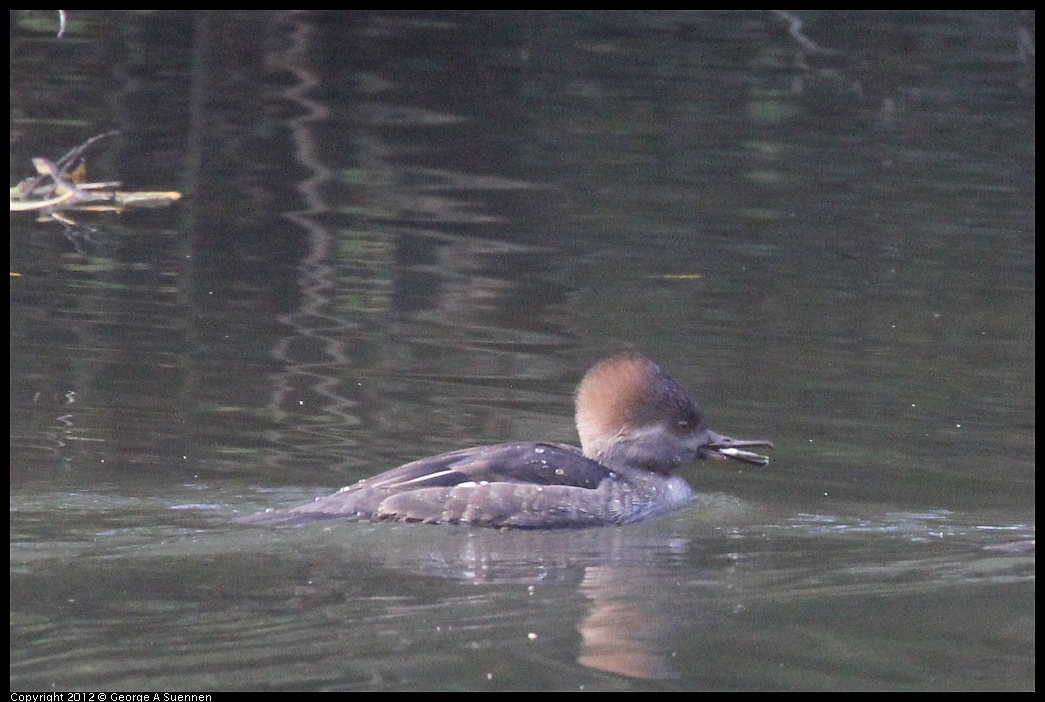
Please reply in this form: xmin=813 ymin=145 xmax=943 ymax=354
xmin=249 ymin=353 xmax=773 ymax=529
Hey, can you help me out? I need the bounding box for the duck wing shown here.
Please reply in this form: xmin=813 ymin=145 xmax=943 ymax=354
xmin=244 ymin=442 xmax=615 ymax=526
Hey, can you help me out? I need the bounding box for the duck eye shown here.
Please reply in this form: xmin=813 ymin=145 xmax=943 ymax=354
xmin=676 ymin=420 xmax=690 ymax=431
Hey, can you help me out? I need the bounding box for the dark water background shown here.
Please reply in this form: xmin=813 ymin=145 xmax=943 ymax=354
xmin=11 ymin=11 xmax=1034 ymax=690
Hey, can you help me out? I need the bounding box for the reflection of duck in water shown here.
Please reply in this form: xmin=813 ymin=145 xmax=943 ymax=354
xmin=249 ymin=353 xmax=772 ymax=529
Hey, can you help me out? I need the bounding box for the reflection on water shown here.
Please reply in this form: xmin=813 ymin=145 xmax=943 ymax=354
xmin=10 ymin=488 xmax=1035 ymax=688
xmin=577 ymin=563 xmax=686 ymax=680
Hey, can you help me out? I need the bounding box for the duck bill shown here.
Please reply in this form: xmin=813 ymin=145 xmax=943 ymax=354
xmin=702 ymin=430 xmax=774 ymax=466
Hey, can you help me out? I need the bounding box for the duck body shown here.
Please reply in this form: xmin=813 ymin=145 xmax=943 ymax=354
xmin=251 ymin=442 xmax=699 ymax=528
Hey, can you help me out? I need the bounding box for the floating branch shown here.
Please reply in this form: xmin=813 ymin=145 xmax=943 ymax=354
xmin=10 ymin=131 xmax=182 ymax=225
